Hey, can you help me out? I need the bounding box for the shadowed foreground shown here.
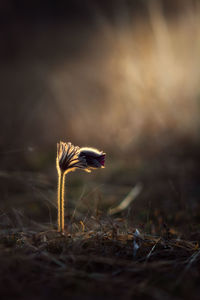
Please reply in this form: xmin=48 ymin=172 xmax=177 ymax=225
xmin=0 ymin=218 xmax=199 ymax=300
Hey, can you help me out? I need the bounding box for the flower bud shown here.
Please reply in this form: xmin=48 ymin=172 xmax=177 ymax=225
xmin=78 ymin=147 xmax=106 ymax=172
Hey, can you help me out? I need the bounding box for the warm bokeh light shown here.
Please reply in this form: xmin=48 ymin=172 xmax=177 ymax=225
xmin=48 ymin=5 xmax=200 ymax=153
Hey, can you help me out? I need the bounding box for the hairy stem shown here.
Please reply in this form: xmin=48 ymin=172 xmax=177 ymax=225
xmin=57 ymin=171 xmax=66 ymax=233
xmin=57 ymin=171 xmax=61 ymax=232
xmin=61 ymin=173 xmax=66 ymax=232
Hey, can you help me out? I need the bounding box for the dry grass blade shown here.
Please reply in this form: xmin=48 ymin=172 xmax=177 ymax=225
xmin=175 ymin=249 xmax=200 ymax=285
xmin=108 ymin=183 xmax=143 ymax=215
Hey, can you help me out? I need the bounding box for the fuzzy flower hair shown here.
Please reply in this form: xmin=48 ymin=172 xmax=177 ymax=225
xmin=57 ymin=142 xmax=85 ymax=174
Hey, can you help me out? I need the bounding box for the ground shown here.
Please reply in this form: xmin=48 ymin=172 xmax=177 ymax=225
xmin=0 ymin=216 xmax=199 ymax=300
xmin=1 ymin=139 xmax=200 ymax=299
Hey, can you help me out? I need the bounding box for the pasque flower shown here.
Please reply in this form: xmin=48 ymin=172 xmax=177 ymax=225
xmin=56 ymin=141 xmax=105 ymax=233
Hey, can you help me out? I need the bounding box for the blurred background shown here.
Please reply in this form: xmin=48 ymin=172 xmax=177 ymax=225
xmin=1 ymin=0 xmax=200 ymax=236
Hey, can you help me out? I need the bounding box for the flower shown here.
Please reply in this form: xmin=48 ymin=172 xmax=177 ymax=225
xmin=57 ymin=142 xmax=106 ymax=174
xmin=78 ymin=147 xmax=106 ymax=173
xmin=56 ymin=141 xmax=87 ymax=174
xmin=56 ymin=141 xmax=105 ymax=233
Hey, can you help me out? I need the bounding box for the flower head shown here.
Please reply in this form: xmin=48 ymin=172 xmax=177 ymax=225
xmin=78 ymin=147 xmax=106 ymax=173
xmin=56 ymin=141 xmax=106 ymax=174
